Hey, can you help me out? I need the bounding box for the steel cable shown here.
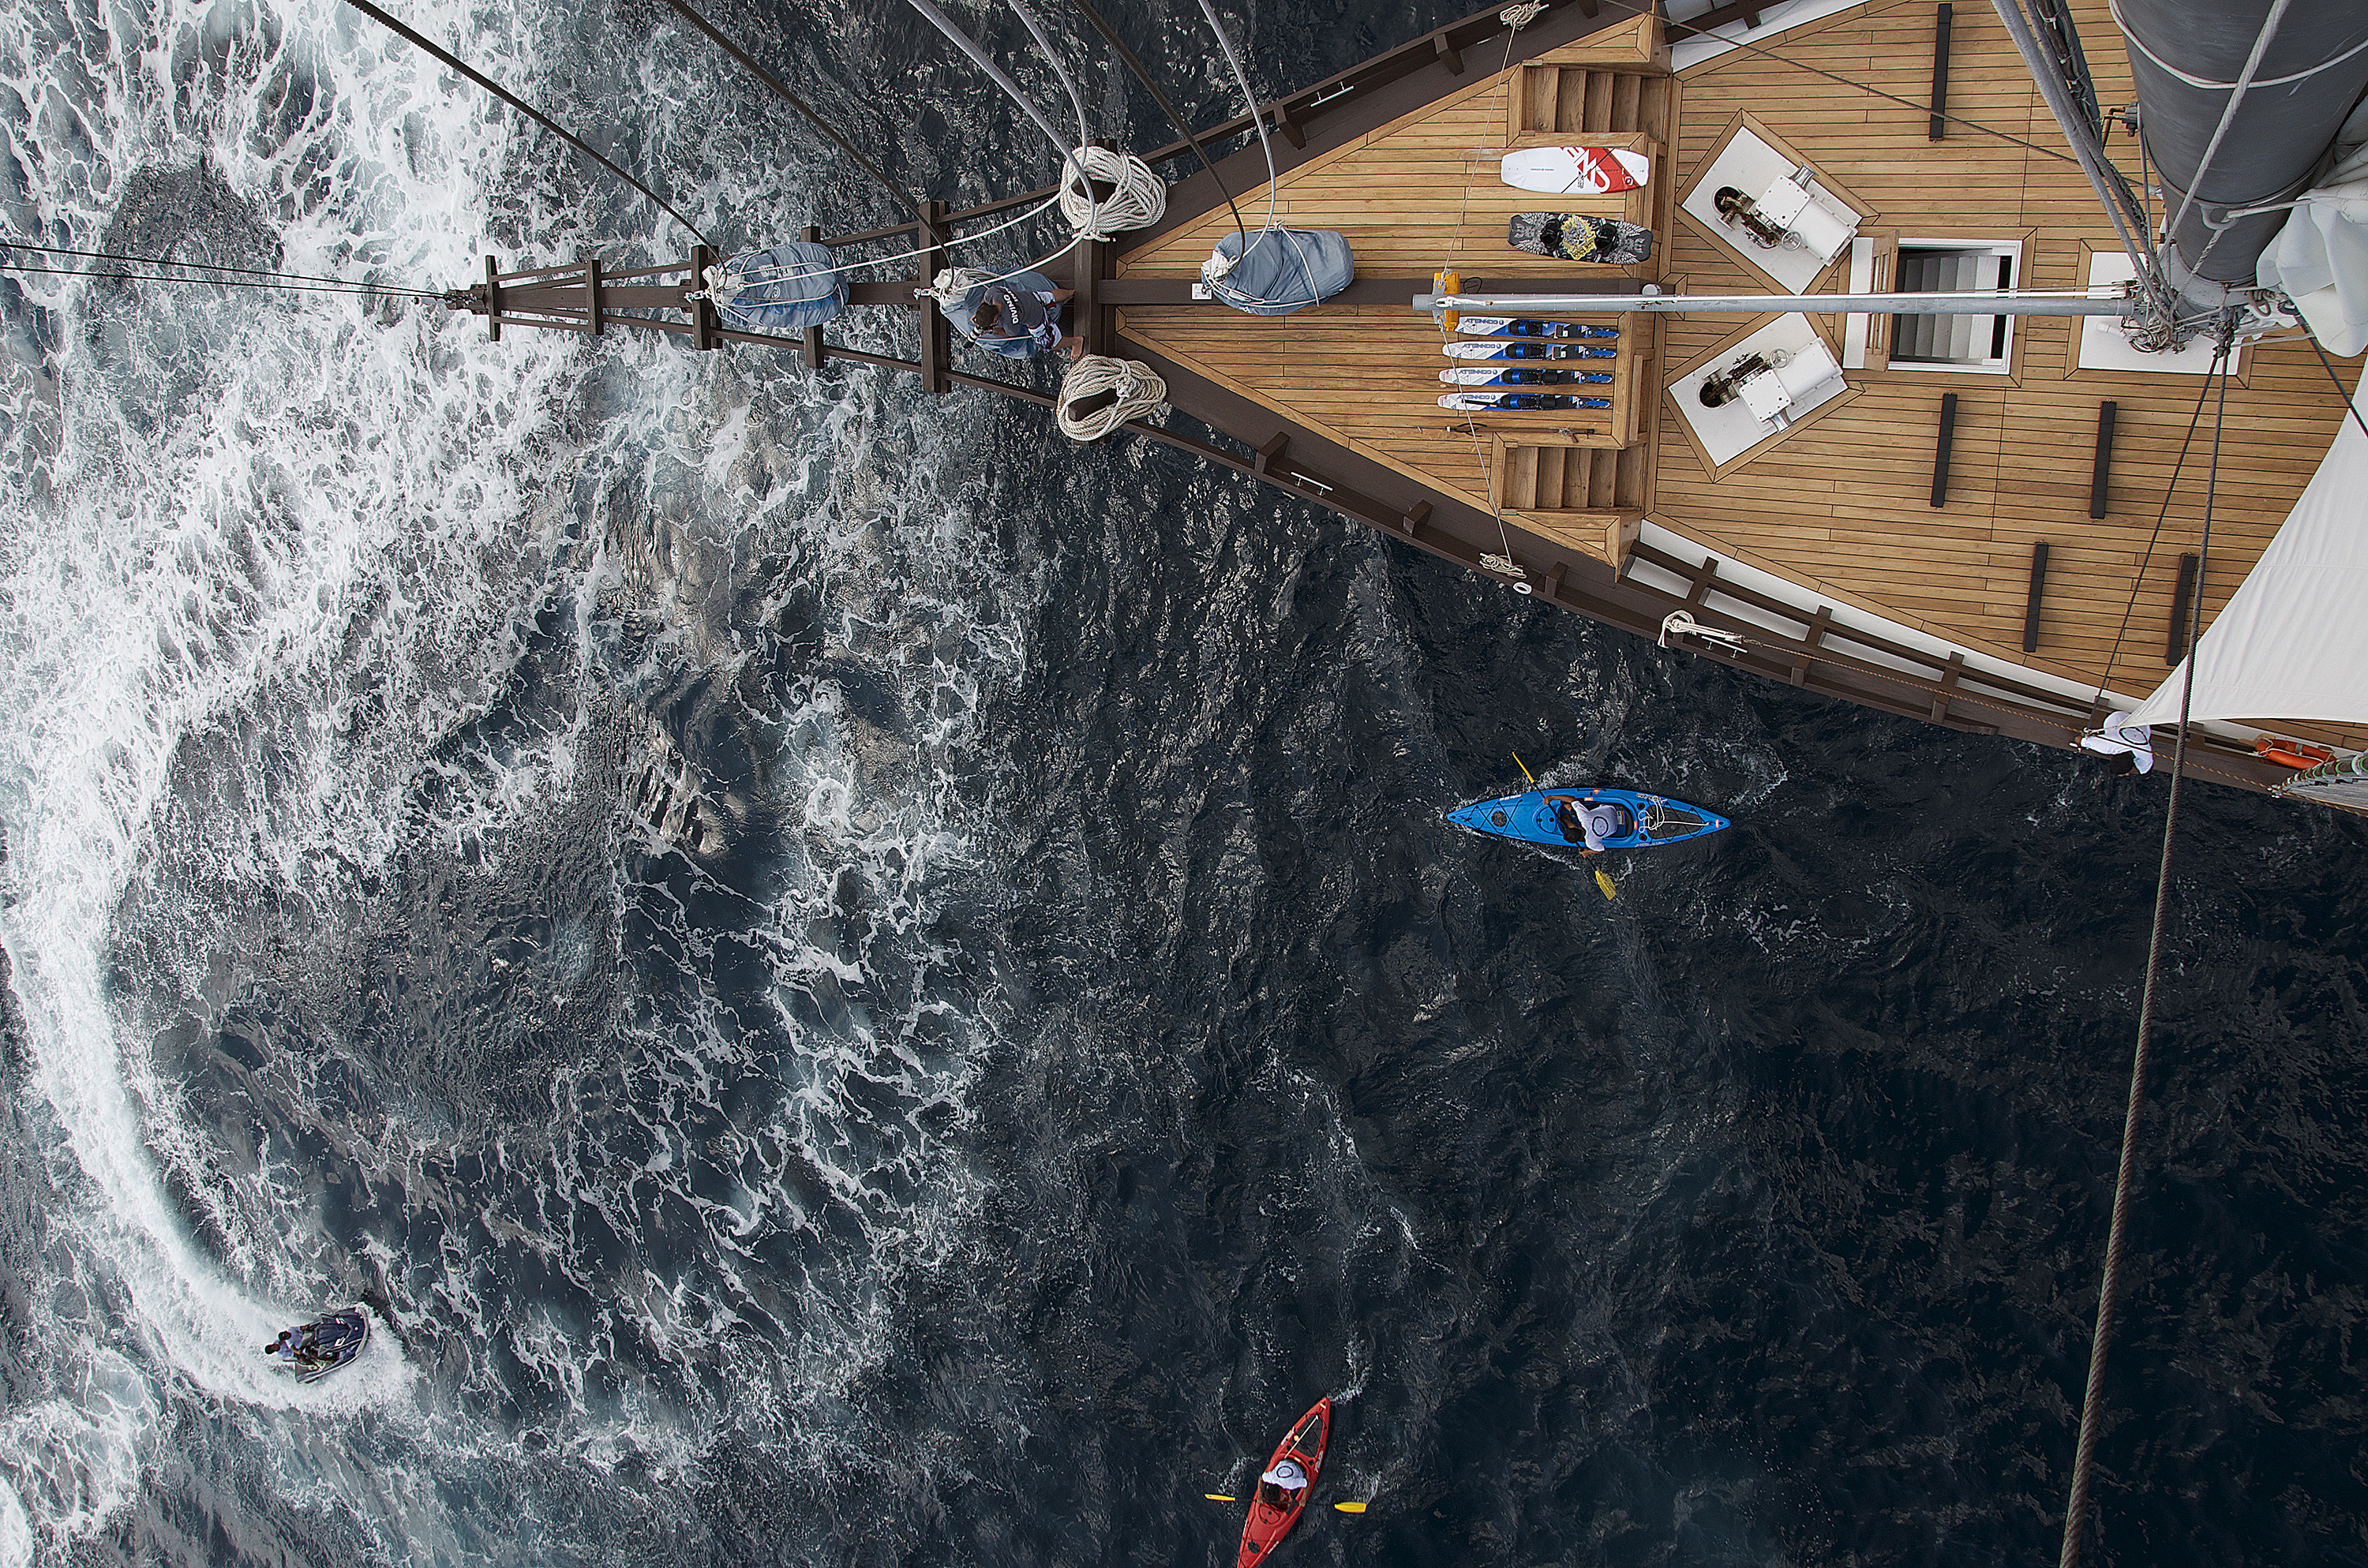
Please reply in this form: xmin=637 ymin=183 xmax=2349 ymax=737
xmin=658 ymin=0 xmax=923 ymax=220
xmin=2056 ymin=342 xmax=2231 ymax=1568
xmin=338 ymin=0 xmax=710 ymax=245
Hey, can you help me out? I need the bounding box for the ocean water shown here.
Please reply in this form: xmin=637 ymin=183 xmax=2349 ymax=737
xmin=0 ymin=0 xmax=2363 ymax=1562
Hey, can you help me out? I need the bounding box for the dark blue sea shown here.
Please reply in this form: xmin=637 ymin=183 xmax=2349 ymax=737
xmin=0 ymin=0 xmax=2363 ymax=1561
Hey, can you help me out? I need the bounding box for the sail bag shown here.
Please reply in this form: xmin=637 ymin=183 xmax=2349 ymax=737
xmin=714 ymin=241 xmax=847 ymax=334
xmin=1202 ymin=228 xmax=1354 ymax=316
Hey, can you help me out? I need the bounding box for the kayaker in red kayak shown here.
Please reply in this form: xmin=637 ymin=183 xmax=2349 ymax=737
xmin=1238 ymin=1398 xmax=1329 ymax=1567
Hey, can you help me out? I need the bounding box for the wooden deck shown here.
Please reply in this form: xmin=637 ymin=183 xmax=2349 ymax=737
xmin=1113 ymin=0 xmax=2362 ymax=749
xmin=1653 ymin=0 xmax=2359 ymax=738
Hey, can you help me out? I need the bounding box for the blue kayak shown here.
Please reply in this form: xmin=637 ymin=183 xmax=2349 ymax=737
xmin=1446 ymin=787 xmax=1729 ymax=850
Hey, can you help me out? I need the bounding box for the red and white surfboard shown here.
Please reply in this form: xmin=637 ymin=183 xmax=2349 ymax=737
xmin=1498 ymin=145 xmax=1651 ymax=195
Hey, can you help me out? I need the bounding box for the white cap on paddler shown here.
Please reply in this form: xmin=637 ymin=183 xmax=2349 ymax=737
xmin=1263 ymin=1458 xmax=1308 ymax=1489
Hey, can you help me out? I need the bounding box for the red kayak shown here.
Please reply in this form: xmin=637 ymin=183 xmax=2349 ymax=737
xmin=1237 ymin=1398 xmax=1330 ymax=1567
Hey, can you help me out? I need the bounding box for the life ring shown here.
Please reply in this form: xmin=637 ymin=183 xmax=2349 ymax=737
xmin=2254 ymin=735 xmax=2335 ymax=770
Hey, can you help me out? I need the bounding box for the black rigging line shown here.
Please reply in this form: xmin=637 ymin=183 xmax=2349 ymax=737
xmin=337 ymin=0 xmax=710 ymax=247
xmin=1593 ymin=0 xmax=2082 ymax=165
xmin=1062 ymin=0 xmax=1249 ymax=246
xmin=0 ymin=236 xmax=446 ymax=298
xmin=2092 ymin=367 xmax=2218 ymax=702
xmin=0 ymin=258 xmax=447 ymax=300
xmin=657 ymin=0 xmax=924 ymax=223
xmin=2057 ymin=342 xmax=2231 ymax=1568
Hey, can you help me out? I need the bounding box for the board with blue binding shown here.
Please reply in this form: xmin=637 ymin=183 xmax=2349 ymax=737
xmin=1439 ymin=367 xmax=1613 ymax=387
xmin=1446 ymin=788 xmax=1729 ymax=850
xmin=1450 ymin=316 xmax=1619 ymax=340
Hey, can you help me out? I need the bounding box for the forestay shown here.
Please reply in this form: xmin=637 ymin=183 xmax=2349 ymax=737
xmin=2127 ymin=373 xmax=2368 ymax=728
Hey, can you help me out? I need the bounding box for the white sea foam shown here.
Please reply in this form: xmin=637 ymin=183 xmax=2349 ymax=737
xmin=0 ymin=0 xmax=1034 ymax=1550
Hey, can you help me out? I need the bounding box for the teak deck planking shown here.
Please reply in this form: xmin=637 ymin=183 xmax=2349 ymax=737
xmin=1115 ymin=0 xmax=2360 ymax=749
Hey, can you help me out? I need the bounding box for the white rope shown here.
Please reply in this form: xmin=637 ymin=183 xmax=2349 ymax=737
xmin=1057 ymin=354 xmax=1167 ymax=441
xmin=1058 ymin=145 xmax=1167 ymax=239
xmin=1658 ymin=610 xmax=1749 ymax=653
xmin=924 ymin=265 xmax=1003 ymax=305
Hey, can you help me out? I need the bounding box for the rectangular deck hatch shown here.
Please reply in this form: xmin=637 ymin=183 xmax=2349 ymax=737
xmin=1890 ymin=241 xmax=2020 ymax=372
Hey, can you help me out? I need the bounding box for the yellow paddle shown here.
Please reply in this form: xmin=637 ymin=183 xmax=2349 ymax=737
xmin=1516 ymin=753 xmax=1615 ymax=900
xmin=1204 ymin=1493 xmax=1236 ymax=1503
xmin=1333 ymin=1501 xmax=1369 ymax=1514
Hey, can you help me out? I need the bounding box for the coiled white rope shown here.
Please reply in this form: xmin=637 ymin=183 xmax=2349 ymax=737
xmin=1058 ymin=354 xmax=1167 ymax=441
xmin=1059 ymin=145 xmax=1167 ymax=239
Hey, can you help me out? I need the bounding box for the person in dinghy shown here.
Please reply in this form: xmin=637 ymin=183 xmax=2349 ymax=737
xmin=264 ymin=1308 xmax=370 ymax=1383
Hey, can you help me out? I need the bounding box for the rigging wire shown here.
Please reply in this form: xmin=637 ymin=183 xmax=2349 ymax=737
xmin=1192 ymin=0 xmax=1321 ymax=305
xmin=658 ymin=0 xmax=923 ymax=220
xmin=899 ymin=0 xmax=1084 ymax=174
xmin=1193 ymin=0 xmax=1283 ymax=240
xmin=1061 ymin=0 xmax=1250 ymax=249
xmin=1991 ymin=0 xmax=2160 ymax=290
xmin=336 ymin=0 xmax=710 ymax=246
xmin=1006 ymin=0 xmax=1094 ymax=156
xmin=2055 ymin=340 xmax=2232 ymax=1568
xmin=0 ymin=257 xmax=446 ymax=301
xmin=2089 ymin=365 xmax=2218 ymax=702
xmin=0 ymin=235 xmax=448 ymax=298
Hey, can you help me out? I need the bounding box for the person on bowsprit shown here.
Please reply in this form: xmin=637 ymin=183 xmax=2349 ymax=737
xmin=2078 ymin=711 xmax=2156 ymax=776
xmin=965 ymin=280 xmax=1081 ymax=361
xmin=1260 ymin=1458 xmax=1310 ymax=1507
xmin=1554 ymin=795 xmax=1631 ymax=852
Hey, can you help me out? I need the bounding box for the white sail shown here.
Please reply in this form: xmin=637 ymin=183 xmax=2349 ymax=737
xmin=2128 ymin=372 xmax=2368 ymax=728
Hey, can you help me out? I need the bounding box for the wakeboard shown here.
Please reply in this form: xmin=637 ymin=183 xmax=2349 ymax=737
xmin=1507 ymin=211 xmax=1654 ymax=264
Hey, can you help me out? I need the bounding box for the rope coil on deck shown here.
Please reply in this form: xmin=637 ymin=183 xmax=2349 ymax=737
xmin=1058 ymin=354 xmax=1167 ymax=441
xmin=1058 ymin=146 xmax=1167 ymax=240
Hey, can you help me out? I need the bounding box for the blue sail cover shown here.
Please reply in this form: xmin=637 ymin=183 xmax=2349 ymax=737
xmin=717 ymin=241 xmax=846 ymax=334
xmin=1203 ymin=228 xmax=1354 ymax=316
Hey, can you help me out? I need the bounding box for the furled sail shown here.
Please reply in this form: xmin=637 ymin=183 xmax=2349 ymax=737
xmin=2126 ymin=374 xmax=2368 ymax=728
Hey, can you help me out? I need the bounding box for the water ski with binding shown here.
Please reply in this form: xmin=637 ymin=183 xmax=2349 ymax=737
xmin=1448 ymin=787 xmax=1730 ymax=851
xmin=1452 ymin=316 xmax=1618 ymax=340
xmin=1443 ymin=339 xmax=1617 ymax=360
xmin=1440 ymin=367 xmax=1612 ymax=387
xmin=1438 ymin=392 xmax=1610 ymax=411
